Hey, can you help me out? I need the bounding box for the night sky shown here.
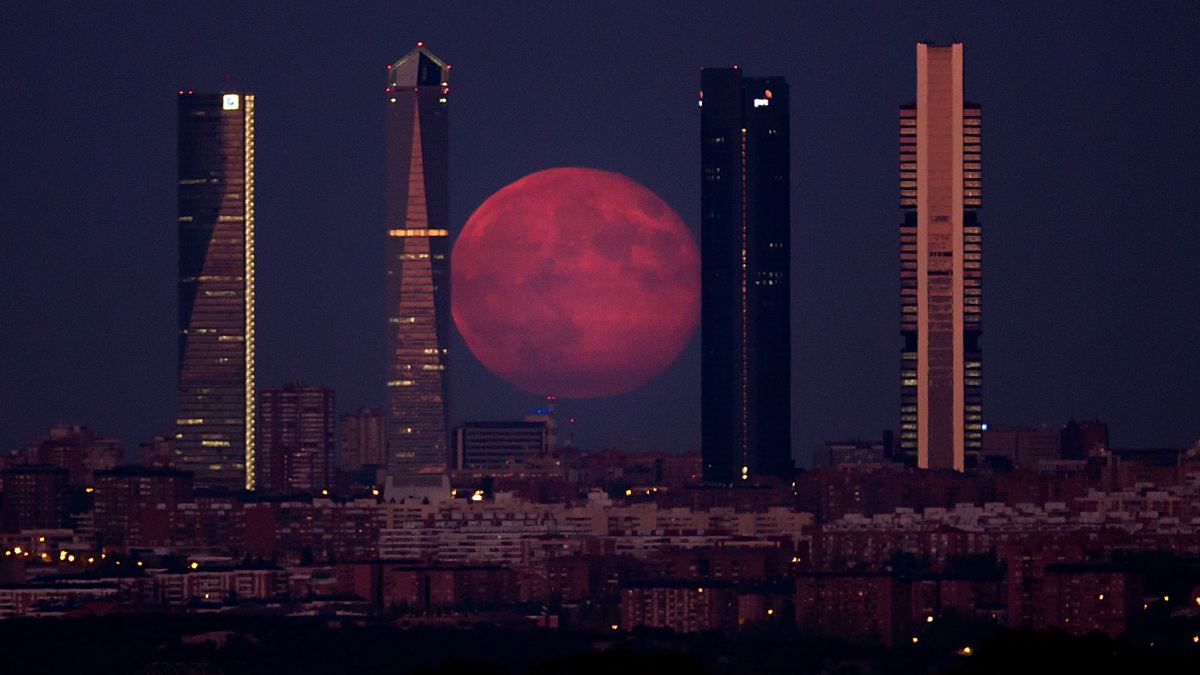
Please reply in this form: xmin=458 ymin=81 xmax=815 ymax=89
xmin=2 ymin=2 xmax=1199 ymax=466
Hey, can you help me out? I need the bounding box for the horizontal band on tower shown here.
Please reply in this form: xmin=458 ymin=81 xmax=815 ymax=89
xmin=389 ymin=228 xmax=448 ymax=237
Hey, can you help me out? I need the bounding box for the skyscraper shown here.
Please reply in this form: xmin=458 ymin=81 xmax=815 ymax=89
xmin=339 ymin=406 xmax=386 ymax=472
xmin=699 ymin=67 xmax=792 ymax=484
xmin=176 ymin=91 xmax=256 ymax=490
xmin=385 ymin=45 xmax=451 ymax=496
xmin=257 ymin=382 xmax=336 ymax=494
xmin=898 ymin=43 xmax=982 ymax=470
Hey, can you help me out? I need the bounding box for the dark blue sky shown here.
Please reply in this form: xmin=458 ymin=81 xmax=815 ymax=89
xmin=2 ymin=2 xmax=1198 ymax=466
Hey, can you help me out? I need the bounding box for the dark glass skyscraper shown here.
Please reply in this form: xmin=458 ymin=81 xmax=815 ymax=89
xmin=898 ymin=43 xmax=982 ymax=470
xmin=699 ymin=68 xmax=792 ymax=484
xmin=176 ymin=91 xmax=256 ymax=491
xmin=385 ymin=45 xmax=451 ymax=494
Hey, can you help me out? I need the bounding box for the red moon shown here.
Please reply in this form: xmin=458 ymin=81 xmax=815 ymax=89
xmin=452 ymin=167 xmax=700 ymax=398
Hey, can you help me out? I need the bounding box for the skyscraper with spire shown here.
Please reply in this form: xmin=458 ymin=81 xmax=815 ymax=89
xmin=384 ymin=45 xmax=452 ymax=497
xmin=176 ymin=90 xmax=256 ymax=491
xmin=898 ymin=43 xmax=983 ymax=470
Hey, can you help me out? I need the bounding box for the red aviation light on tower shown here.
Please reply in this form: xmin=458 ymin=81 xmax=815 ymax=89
xmin=765 ymin=89 xmax=772 ymax=98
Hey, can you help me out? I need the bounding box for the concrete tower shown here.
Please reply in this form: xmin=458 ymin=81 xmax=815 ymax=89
xmin=898 ymin=43 xmax=983 ymax=470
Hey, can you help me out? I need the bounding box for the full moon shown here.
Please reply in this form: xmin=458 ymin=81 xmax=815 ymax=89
xmin=452 ymin=167 xmax=700 ymax=398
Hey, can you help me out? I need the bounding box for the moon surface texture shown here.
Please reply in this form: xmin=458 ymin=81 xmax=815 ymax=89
xmin=452 ymin=167 xmax=700 ymax=398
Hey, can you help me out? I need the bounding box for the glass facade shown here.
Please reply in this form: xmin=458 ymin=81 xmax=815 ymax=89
xmin=699 ymin=68 xmax=792 ymax=484
xmin=176 ymin=92 xmax=256 ymax=490
xmin=385 ymin=47 xmax=452 ymax=487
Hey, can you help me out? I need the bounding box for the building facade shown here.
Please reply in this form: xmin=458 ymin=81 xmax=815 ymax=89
xmin=340 ymin=406 xmax=386 ymax=472
xmin=256 ymin=382 xmax=336 ymax=494
xmin=176 ymin=91 xmax=257 ymax=490
xmin=898 ymin=43 xmax=982 ymax=470
xmin=1060 ymin=418 xmax=1109 ymax=460
xmin=385 ymin=45 xmax=452 ymax=494
xmin=699 ymin=67 xmax=792 ymax=484
xmin=981 ymin=426 xmax=1059 ymax=469
xmin=92 ymin=467 xmax=194 ymax=548
xmin=1 ymin=467 xmax=70 ymax=533
xmin=453 ymin=421 xmax=550 ymax=470
xmin=14 ymin=425 xmax=121 ymax=487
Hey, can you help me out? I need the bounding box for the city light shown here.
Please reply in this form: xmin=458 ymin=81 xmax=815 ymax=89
xmin=0 ymin=32 xmax=1192 ymax=659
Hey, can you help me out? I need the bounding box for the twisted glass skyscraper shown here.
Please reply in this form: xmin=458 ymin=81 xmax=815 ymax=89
xmin=176 ymin=91 xmax=256 ymax=490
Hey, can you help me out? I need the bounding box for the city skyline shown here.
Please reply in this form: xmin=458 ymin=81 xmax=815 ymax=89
xmin=5 ymin=6 xmax=1200 ymax=657
xmin=2 ymin=3 xmax=1199 ymax=466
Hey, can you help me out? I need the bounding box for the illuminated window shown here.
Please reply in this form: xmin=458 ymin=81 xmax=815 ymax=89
xmin=388 ymin=228 xmax=449 ymax=237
